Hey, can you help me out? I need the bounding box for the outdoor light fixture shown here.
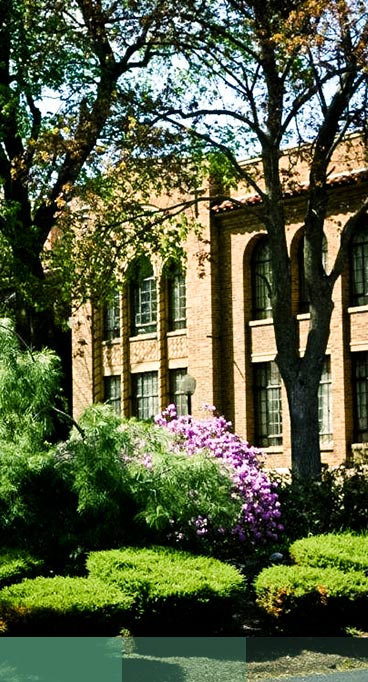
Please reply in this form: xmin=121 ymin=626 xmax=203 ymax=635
xmin=180 ymin=373 xmax=196 ymax=415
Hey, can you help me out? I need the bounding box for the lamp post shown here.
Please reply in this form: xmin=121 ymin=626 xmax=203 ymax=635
xmin=180 ymin=373 xmax=196 ymax=416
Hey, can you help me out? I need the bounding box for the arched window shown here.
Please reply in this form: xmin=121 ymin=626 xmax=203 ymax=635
xmin=130 ymin=257 xmax=157 ymax=336
xmin=252 ymin=237 xmax=272 ymax=320
xmin=298 ymin=233 xmax=327 ymax=313
xmin=350 ymin=221 xmax=368 ymax=307
xmin=167 ymin=263 xmax=186 ymax=331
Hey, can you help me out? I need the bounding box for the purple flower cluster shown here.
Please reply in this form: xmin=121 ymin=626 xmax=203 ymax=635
xmin=155 ymin=404 xmax=283 ymax=543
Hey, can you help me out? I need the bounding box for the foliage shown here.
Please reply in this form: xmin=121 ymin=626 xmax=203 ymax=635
xmin=87 ymin=545 xmax=245 ymax=600
xmin=0 ymin=0 xmax=204 ymax=339
xmin=86 ymin=545 xmax=245 ymax=635
xmin=56 ymin=404 xmax=281 ymax=557
xmin=0 ymin=321 xmax=77 ymax=561
xmin=124 ymin=420 xmax=242 ymax=549
xmin=289 ymin=533 xmax=368 ymax=574
xmin=270 ymin=464 xmax=368 ymax=545
xmin=0 ymin=576 xmax=137 ymax=636
xmin=255 ymin=529 xmax=368 ymax=633
xmin=0 ymin=549 xmax=44 ymax=589
xmin=254 ymin=563 xmax=368 ymax=634
xmin=155 ymin=404 xmax=283 ymax=553
xmin=60 ymin=404 xmax=139 ymax=550
xmin=0 ymin=319 xmax=62 ymax=450
xmin=0 ymin=546 xmax=244 ymax=636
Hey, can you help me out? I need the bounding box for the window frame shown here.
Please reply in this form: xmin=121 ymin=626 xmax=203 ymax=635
xmin=130 ymin=260 xmax=157 ymax=336
xmin=251 ymin=238 xmax=273 ymax=320
xmin=350 ymin=222 xmax=368 ymax=307
xmin=318 ymin=357 xmax=333 ymax=444
xmin=352 ymin=352 xmax=368 ymax=443
xmin=132 ymin=371 xmax=159 ymax=420
xmin=169 ymin=368 xmax=188 ymax=415
xmin=102 ymin=290 xmax=121 ymax=342
xmin=103 ymin=375 xmax=121 ymax=415
xmin=168 ymin=269 xmax=187 ymax=331
xmin=253 ymin=361 xmax=282 ymax=447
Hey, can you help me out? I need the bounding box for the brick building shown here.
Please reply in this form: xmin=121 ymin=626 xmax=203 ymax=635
xmin=72 ymin=137 xmax=368 ymax=469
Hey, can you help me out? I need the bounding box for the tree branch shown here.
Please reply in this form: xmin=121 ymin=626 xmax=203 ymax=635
xmin=329 ymin=198 xmax=368 ymax=287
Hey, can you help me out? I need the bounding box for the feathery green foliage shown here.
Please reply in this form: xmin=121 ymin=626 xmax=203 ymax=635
xmin=0 ymin=319 xmax=61 ymax=450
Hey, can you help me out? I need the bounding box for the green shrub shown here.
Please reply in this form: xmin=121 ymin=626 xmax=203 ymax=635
xmin=272 ymin=464 xmax=368 ymax=544
xmin=0 ymin=576 xmax=138 ymax=636
xmin=0 ymin=451 xmax=79 ymax=568
xmin=87 ymin=546 xmax=246 ymax=635
xmin=57 ymin=405 xmax=141 ymax=550
xmin=0 ymin=549 xmax=44 ymax=588
xmin=58 ymin=405 xmax=254 ymax=556
xmin=0 ymin=318 xmax=62 ymax=450
xmin=289 ymin=533 xmax=368 ymax=574
xmin=0 ymin=547 xmax=245 ymax=636
xmin=254 ymin=564 xmax=368 ymax=634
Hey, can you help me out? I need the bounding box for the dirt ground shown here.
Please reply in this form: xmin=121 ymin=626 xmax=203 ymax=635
xmin=246 ymin=637 xmax=368 ymax=681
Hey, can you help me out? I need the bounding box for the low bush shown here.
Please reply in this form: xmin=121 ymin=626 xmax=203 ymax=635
xmin=87 ymin=545 xmax=246 ymax=635
xmin=254 ymin=564 xmax=368 ymax=634
xmin=0 ymin=547 xmax=245 ymax=636
xmin=289 ymin=533 xmax=368 ymax=574
xmin=0 ymin=576 xmax=138 ymax=636
xmin=0 ymin=549 xmax=44 ymax=588
xmin=155 ymin=405 xmax=283 ymax=552
xmin=271 ymin=464 xmax=368 ymax=544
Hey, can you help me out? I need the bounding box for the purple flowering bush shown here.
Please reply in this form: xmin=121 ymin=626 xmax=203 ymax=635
xmin=154 ymin=404 xmax=283 ymax=551
xmin=60 ymin=403 xmax=282 ymax=558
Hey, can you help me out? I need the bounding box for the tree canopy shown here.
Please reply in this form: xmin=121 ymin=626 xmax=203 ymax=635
xmin=139 ymin=0 xmax=368 ymax=478
xmin=0 ymin=0 xmax=203 ymax=341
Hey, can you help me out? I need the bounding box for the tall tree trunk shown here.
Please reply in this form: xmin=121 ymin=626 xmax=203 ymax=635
xmin=285 ymin=375 xmax=322 ymax=480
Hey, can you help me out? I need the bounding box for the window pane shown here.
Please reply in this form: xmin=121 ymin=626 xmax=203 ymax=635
xmin=169 ymin=272 xmax=186 ymax=331
xmin=169 ymin=369 xmax=188 ymax=415
xmin=318 ymin=357 xmax=333 ymax=443
xmin=252 ymin=239 xmax=272 ymax=320
xmin=130 ymin=260 xmax=157 ymax=336
xmin=132 ymin=371 xmax=159 ymax=420
xmin=103 ymin=290 xmax=120 ymax=341
xmin=254 ymin=361 xmax=282 ymax=447
xmin=104 ymin=375 xmax=121 ymax=415
xmin=353 ymin=352 xmax=368 ymax=442
xmin=351 ymin=223 xmax=368 ymax=306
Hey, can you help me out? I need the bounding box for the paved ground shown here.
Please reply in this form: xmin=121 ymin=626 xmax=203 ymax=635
xmin=261 ymin=669 xmax=368 ymax=682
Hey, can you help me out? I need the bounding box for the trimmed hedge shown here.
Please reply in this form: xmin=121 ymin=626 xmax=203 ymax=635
xmin=0 ymin=546 xmax=245 ymax=636
xmin=0 ymin=549 xmax=44 ymax=588
xmin=254 ymin=564 xmax=368 ymax=634
xmin=87 ymin=546 xmax=246 ymax=635
xmin=0 ymin=576 xmax=139 ymax=636
xmin=289 ymin=533 xmax=368 ymax=574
